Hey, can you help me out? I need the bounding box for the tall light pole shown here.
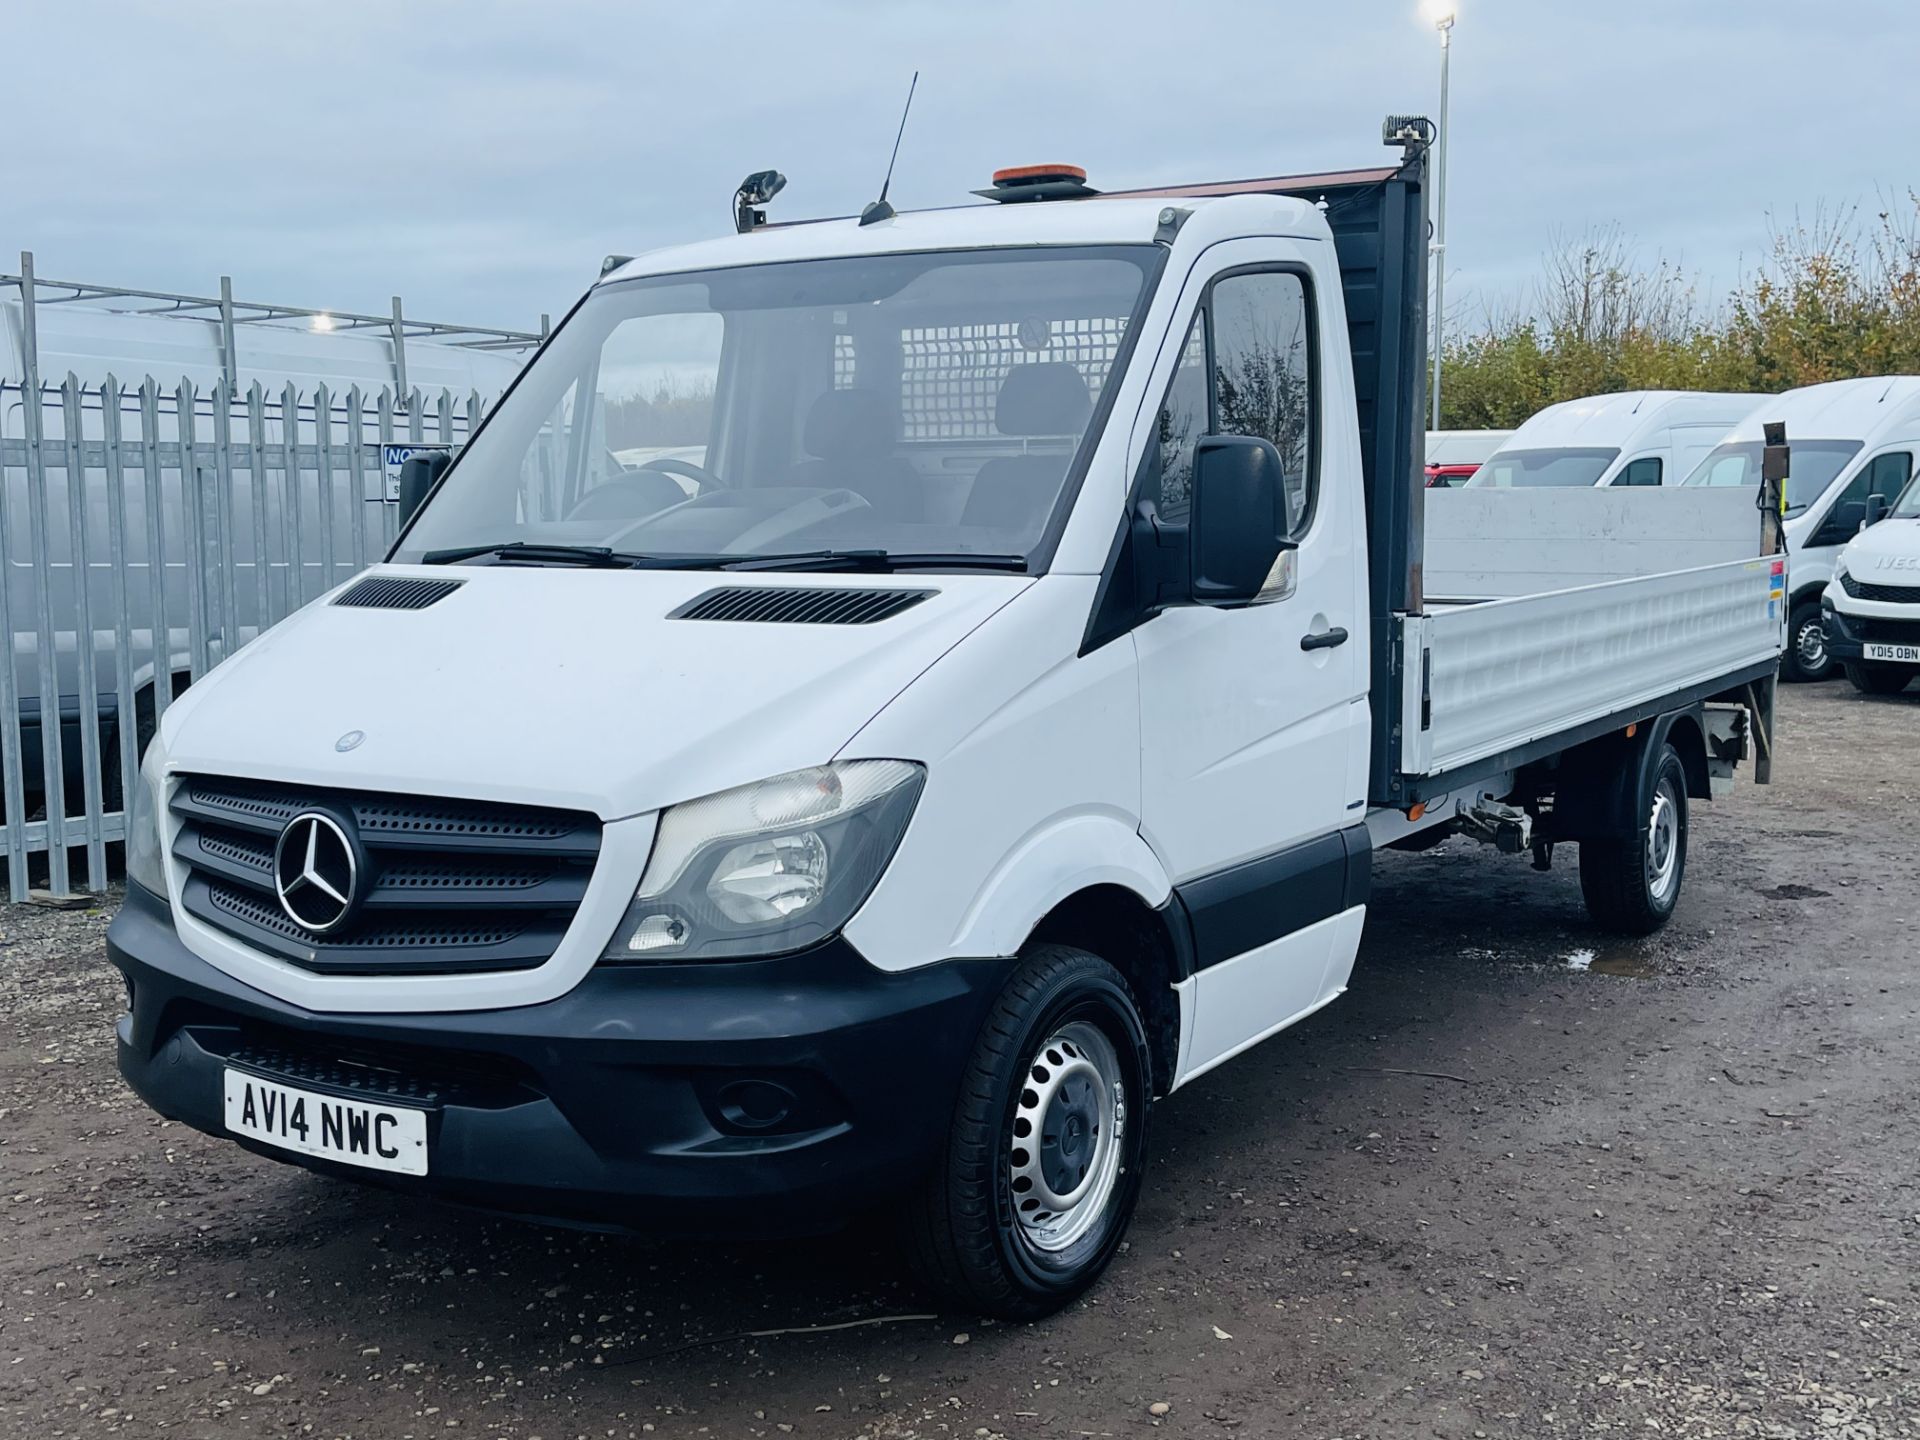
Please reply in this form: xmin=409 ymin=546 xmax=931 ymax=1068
xmin=1427 ymin=3 xmax=1455 ymax=430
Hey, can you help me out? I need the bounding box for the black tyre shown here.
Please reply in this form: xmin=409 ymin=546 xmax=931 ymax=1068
xmin=1783 ymin=599 xmax=1833 ymax=682
xmin=906 ymin=944 xmax=1151 ymax=1320
xmin=1579 ymin=744 xmax=1688 ymax=935
xmin=1844 ymin=661 xmax=1914 ymax=696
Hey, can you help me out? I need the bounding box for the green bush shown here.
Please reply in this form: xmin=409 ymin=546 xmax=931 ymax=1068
xmin=1435 ymin=200 xmax=1920 ymax=428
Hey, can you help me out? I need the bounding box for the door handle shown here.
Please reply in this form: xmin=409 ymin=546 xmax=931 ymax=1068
xmin=1300 ymin=626 xmax=1349 ymax=652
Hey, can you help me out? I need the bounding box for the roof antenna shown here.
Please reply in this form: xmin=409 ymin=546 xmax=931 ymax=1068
xmin=860 ymin=71 xmax=918 ymax=227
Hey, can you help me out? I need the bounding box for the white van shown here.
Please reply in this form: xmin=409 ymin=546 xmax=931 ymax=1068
xmin=104 ymin=137 xmax=1781 ymax=1318
xmin=1682 ymin=377 xmax=1920 ymax=681
xmin=1468 ymin=391 xmax=1764 ymax=490
xmin=1822 ymin=467 xmax=1920 ymax=694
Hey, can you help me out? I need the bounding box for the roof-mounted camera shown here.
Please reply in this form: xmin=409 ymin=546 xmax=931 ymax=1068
xmin=734 ymin=170 xmax=787 ymax=234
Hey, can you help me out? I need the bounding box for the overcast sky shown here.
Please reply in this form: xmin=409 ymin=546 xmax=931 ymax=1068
xmin=8 ymin=0 xmax=1914 ymax=337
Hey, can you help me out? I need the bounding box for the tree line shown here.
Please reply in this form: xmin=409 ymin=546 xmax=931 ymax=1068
xmin=1436 ymin=197 xmax=1920 ymax=429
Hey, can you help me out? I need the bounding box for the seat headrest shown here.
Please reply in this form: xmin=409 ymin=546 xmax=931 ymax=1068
xmin=804 ymin=388 xmax=895 ymax=460
xmin=996 ymin=362 xmax=1093 ymax=437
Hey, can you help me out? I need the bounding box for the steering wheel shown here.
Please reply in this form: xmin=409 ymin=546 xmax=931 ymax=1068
xmin=633 ymin=456 xmax=729 ymax=495
xmin=564 ymin=455 xmax=732 ymax=524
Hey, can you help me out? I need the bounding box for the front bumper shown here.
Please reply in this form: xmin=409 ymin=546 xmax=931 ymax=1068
xmin=1822 ymin=600 xmax=1920 ymax=664
xmin=108 ymin=883 xmax=1001 ymax=1233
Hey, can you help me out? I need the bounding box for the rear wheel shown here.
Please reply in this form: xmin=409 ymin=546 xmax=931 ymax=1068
xmin=1579 ymin=744 xmax=1688 ymax=935
xmin=1782 ymin=599 xmax=1833 ymax=682
xmin=1844 ymin=661 xmax=1914 ymax=695
xmin=906 ymin=945 xmax=1151 ymax=1320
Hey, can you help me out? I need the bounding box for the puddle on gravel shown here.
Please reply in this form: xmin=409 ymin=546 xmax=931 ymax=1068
xmin=1563 ymin=945 xmax=1658 ymax=978
xmin=1758 ymin=883 xmax=1831 ymax=901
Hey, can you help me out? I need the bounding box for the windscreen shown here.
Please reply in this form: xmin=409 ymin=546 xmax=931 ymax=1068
xmin=1465 ymin=447 xmax=1620 ymax=488
xmin=1680 ymin=439 xmax=1864 ymax=515
xmin=392 ymin=246 xmax=1158 ymax=569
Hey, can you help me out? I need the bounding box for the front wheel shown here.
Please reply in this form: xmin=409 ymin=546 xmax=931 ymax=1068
xmin=1844 ymin=661 xmax=1914 ymax=695
xmin=906 ymin=945 xmax=1151 ymax=1320
xmin=1579 ymin=744 xmax=1688 ymax=935
xmin=1783 ymin=599 xmax=1834 ymax=682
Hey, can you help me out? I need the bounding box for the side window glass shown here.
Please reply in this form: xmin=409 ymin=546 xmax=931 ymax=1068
xmin=1209 ymin=271 xmax=1315 ymax=532
xmin=1146 ymin=311 xmax=1208 ymax=524
xmin=1613 ymin=456 xmax=1663 ymax=487
xmin=1868 ymin=450 xmax=1912 ymax=502
xmin=1817 ymin=452 xmax=1912 ymax=544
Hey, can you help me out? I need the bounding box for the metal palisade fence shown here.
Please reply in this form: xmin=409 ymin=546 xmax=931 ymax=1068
xmin=0 ymin=375 xmax=492 ymax=901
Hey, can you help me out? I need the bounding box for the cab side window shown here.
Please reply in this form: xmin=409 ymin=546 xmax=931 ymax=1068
xmin=1814 ymin=450 xmax=1912 ymax=545
xmin=1613 ymin=456 xmax=1663 ymax=487
xmin=1142 ymin=270 xmax=1317 ymax=532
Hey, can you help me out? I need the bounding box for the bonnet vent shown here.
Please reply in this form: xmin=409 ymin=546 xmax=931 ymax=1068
xmin=333 ymin=575 xmax=465 ymax=611
xmin=673 ymin=586 xmax=934 ymax=625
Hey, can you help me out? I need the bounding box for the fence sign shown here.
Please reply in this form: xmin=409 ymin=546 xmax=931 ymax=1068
xmin=381 ymin=444 xmax=452 ymax=502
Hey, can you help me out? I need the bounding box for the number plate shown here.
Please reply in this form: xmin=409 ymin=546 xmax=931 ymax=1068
xmin=223 ymin=1069 xmax=428 ymax=1176
xmin=1863 ymin=642 xmax=1920 ymax=663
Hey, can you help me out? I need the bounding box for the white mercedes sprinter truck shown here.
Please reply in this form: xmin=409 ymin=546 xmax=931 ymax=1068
xmin=109 ymin=127 xmax=1785 ymax=1317
xmin=1824 ymin=466 xmax=1920 ymax=693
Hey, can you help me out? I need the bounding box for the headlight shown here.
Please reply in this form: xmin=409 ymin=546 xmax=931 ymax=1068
xmin=603 ymin=760 xmax=924 ymax=962
xmin=125 ymin=742 xmax=169 ymax=900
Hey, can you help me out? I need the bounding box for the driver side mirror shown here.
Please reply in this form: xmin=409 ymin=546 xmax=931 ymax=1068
xmin=1189 ymin=435 xmax=1296 ymax=606
xmin=1866 ymin=493 xmax=1892 ymax=527
xmin=1833 ymin=498 xmax=1867 ymax=536
xmin=397 ymin=450 xmax=452 ymax=526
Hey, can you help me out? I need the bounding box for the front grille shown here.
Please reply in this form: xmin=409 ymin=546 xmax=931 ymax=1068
xmin=1855 ymin=616 xmax=1920 ymax=645
xmin=1840 ymin=571 xmax=1920 ymax=604
xmin=173 ymin=774 xmax=600 ymax=976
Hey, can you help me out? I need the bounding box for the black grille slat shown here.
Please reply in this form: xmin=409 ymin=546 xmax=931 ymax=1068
xmin=174 ymin=780 xmax=598 ymax=855
xmin=673 ymin=586 xmax=934 ymax=625
xmin=173 ymin=774 xmax=599 ymax=976
xmin=227 ymin=1044 xmax=449 ymax=1106
xmin=1840 ymin=571 xmax=1920 ymax=604
xmin=333 ymin=575 xmax=465 ymax=610
xmin=1857 ymin=617 xmax=1920 ymax=644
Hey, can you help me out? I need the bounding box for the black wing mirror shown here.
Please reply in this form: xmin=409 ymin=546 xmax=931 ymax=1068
xmin=397 ymin=450 xmax=453 ymax=525
xmin=1865 ymin=493 xmax=1892 ymax=527
xmin=1189 ymin=435 xmax=1295 ymax=606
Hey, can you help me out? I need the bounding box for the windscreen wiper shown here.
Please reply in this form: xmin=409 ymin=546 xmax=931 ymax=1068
xmin=420 ymin=542 xmax=634 ymax=568
xmin=715 ymin=550 xmax=1029 ymax=574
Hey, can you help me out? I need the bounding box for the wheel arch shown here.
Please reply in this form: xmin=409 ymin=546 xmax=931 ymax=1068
xmin=1653 ymin=709 xmax=1711 ymax=800
xmin=1539 ymin=702 xmax=1707 ymax=840
xmin=1025 ymin=883 xmax=1189 ymax=1099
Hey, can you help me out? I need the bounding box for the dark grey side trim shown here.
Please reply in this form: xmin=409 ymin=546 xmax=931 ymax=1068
xmin=1176 ymin=822 xmax=1371 ymax=971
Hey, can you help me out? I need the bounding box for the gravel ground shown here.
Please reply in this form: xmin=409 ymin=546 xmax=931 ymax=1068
xmin=3 ymin=679 xmax=1917 ymax=1440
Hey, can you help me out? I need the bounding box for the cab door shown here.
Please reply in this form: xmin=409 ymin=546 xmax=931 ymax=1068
xmin=1128 ymin=244 xmax=1369 ymax=1085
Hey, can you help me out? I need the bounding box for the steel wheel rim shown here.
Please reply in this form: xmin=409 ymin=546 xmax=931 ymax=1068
xmin=1008 ymin=1019 xmax=1127 ymax=1254
xmin=1646 ymin=777 xmax=1680 ymax=903
xmin=1796 ymin=616 xmax=1827 ymax=672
